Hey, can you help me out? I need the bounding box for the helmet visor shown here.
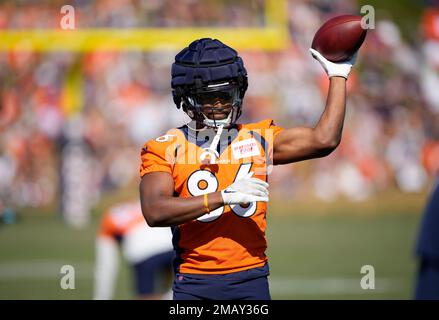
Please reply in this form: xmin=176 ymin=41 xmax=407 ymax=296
xmin=194 ymin=88 xmax=236 ymax=106
xmin=189 ymin=83 xmax=239 ymax=107
xmin=183 ymin=81 xmax=243 ymax=127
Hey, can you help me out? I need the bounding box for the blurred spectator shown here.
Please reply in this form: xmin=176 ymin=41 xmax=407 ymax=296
xmin=59 ymin=116 xmax=96 ymax=228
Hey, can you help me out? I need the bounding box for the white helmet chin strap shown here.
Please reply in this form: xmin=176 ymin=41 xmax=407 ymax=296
xmin=199 ymin=124 xmax=224 ymax=164
xmin=199 ymin=110 xmax=233 ymax=163
xmin=185 ymin=106 xmax=232 ymax=164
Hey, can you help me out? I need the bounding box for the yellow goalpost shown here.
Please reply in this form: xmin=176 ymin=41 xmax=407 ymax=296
xmin=0 ymin=0 xmax=288 ymax=52
xmin=0 ymin=0 xmax=288 ymax=115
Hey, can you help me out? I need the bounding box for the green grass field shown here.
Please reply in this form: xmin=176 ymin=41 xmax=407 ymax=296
xmin=0 ymin=190 xmax=427 ymax=300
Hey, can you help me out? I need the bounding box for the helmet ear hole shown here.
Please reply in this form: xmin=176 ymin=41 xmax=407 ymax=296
xmin=172 ymin=90 xmax=182 ymax=109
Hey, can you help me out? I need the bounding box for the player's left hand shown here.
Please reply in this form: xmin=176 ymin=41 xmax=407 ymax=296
xmin=309 ymin=48 xmax=357 ymax=79
xmin=221 ymin=172 xmax=269 ymax=205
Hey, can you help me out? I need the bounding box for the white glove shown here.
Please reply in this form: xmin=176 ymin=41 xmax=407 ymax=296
xmin=221 ymin=172 xmax=269 ymax=205
xmin=309 ymin=48 xmax=357 ymax=79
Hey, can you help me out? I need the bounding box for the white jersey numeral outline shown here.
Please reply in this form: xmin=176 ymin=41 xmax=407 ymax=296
xmin=155 ymin=134 xmax=175 ymax=142
xmin=186 ymin=163 xmax=259 ymax=222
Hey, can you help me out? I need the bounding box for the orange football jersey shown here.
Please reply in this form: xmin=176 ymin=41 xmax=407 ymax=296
xmin=139 ymin=119 xmax=283 ymax=274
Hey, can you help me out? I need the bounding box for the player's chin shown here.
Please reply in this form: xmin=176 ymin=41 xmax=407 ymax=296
xmin=203 ymin=108 xmax=232 ymax=120
xmin=208 ymin=113 xmax=229 ymax=120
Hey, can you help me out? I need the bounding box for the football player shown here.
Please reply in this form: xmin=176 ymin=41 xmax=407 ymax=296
xmin=139 ymin=38 xmax=357 ymax=300
xmin=94 ymin=201 xmax=174 ymax=300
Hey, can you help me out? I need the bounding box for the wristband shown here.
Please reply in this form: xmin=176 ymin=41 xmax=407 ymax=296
xmin=203 ymin=193 xmax=210 ymax=214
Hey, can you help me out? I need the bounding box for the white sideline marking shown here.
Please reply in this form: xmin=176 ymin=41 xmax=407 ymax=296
xmin=0 ymin=261 xmax=404 ymax=295
xmin=0 ymin=260 xmax=94 ymax=280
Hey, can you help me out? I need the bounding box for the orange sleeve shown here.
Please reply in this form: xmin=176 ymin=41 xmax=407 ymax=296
xmin=139 ymin=139 xmax=174 ymax=178
xmin=266 ymin=119 xmax=284 ymax=141
xmin=246 ymin=118 xmax=284 ymax=138
xmin=261 ymin=119 xmax=284 ymax=163
xmin=243 ymin=118 xmax=284 ymax=163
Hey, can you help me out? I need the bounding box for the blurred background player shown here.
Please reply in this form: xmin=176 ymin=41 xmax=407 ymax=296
xmin=414 ymin=177 xmax=439 ymax=299
xmin=94 ymin=201 xmax=174 ymax=300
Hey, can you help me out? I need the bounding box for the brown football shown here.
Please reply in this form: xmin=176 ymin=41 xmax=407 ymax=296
xmin=311 ymin=15 xmax=367 ymax=62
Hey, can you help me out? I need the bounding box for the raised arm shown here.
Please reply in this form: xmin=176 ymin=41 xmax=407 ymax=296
xmin=273 ymin=77 xmax=346 ymax=164
xmin=273 ymin=49 xmax=357 ymax=165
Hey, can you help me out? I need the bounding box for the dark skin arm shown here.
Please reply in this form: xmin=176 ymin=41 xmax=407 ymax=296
xmin=273 ymin=77 xmax=346 ymax=164
xmin=139 ymin=171 xmax=224 ymax=227
xmin=141 ymin=78 xmax=346 ymax=226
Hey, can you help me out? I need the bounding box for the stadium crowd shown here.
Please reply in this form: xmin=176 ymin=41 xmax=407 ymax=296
xmin=0 ymin=0 xmax=438 ymax=222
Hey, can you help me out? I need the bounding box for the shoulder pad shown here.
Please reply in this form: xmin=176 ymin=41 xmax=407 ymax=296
xmin=142 ymin=129 xmax=182 ymax=156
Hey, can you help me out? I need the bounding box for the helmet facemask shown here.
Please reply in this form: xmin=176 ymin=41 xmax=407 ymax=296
xmin=182 ymin=81 xmax=243 ymax=129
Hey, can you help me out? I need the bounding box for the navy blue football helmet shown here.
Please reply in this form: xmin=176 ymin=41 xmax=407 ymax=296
xmin=171 ymin=38 xmax=248 ymax=128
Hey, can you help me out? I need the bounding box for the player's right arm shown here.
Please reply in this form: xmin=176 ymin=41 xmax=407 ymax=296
xmin=140 ymin=172 xmax=224 ymax=227
xmin=140 ymin=171 xmax=268 ymax=227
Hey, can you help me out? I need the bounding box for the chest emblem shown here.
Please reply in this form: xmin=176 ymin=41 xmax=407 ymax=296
xmin=231 ymin=138 xmax=260 ymax=160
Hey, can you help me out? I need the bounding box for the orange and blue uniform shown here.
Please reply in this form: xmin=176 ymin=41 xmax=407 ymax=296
xmin=140 ymin=119 xmax=283 ymax=278
xmin=95 ymin=202 xmax=173 ymax=299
